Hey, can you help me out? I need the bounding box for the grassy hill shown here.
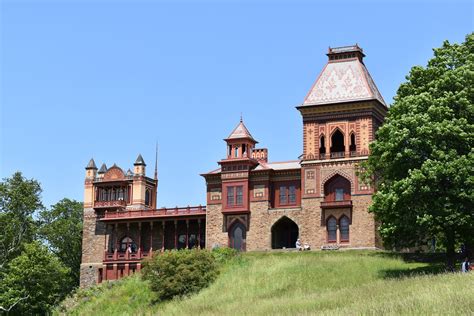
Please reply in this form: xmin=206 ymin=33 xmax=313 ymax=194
xmin=57 ymin=251 xmax=474 ymax=315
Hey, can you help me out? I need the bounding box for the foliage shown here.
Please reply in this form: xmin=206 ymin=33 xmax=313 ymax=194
xmin=0 ymin=241 xmax=70 ymax=315
xmin=142 ymin=249 xmax=218 ymax=301
xmin=39 ymin=198 xmax=83 ymax=290
xmin=0 ymin=172 xmax=43 ymax=271
xmin=57 ymin=251 xmax=474 ymax=316
xmin=360 ymin=33 xmax=474 ymax=268
xmin=211 ymin=246 xmax=238 ymax=264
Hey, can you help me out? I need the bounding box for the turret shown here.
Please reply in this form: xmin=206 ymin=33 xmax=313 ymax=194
xmin=97 ymin=163 xmax=107 ymax=179
xmin=224 ymin=118 xmax=258 ymax=160
xmin=134 ymin=154 xmax=146 ymax=176
xmin=85 ymin=158 xmax=98 ymax=179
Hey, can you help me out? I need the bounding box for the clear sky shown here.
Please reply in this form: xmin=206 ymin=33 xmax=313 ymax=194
xmin=1 ymin=0 xmax=472 ymax=209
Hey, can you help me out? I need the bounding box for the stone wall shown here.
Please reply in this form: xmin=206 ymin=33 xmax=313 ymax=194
xmin=205 ymin=204 xmax=227 ymax=248
xmin=79 ymin=208 xmax=106 ymax=288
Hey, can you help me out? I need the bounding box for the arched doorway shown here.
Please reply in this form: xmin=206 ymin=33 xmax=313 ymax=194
xmin=271 ymin=217 xmax=299 ymax=249
xmin=330 ymin=129 xmax=345 ymax=154
xmin=229 ymin=221 xmax=246 ymax=251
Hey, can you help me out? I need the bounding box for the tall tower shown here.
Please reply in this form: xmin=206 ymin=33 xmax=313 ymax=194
xmin=297 ymin=45 xmax=387 ymax=248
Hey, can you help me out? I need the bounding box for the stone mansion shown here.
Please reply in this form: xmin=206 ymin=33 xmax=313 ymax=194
xmin=80 ymin=45 xmax=387 ymax=287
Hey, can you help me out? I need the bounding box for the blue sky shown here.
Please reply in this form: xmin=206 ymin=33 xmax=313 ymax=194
xmin=1 ymin=0 xmax=472 ymax=208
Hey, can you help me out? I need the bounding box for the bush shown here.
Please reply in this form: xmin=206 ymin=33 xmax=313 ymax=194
xmin=212 ymin=247 xmax=238 ymax=264
xmin=141 ymin=249 xmax=218 ymax=301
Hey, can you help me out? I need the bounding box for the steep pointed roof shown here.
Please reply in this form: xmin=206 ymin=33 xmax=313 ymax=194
xmin=85 ymin=158 xmax=97 ymax=170
xmin=134 ymin=154 xmax=146 ymax=166
xmin=226 ymin=119 xmax=257 ymax=143
xmin=98 ymin=163 xmax=107 ymax=174
xmin=302 ymin=45 xmax=386 ymax=107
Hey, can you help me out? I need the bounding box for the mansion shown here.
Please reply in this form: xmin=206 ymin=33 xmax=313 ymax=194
xmin=80 ymin=45 xmax=387 ymax=287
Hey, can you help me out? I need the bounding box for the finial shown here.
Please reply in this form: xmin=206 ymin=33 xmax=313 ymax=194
xmin=240 ymin=112 xmax=243 ymax=122
xmin=154 ymin=142 xmax=158 ymax=180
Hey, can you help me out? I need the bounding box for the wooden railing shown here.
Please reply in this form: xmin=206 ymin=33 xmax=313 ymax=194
xmin=104 ymin=250 xmax=152 ymax=262
xmin=102 ymin=206 xmax=206 ymax=220
xmin=320 ymin=200 xmax=352 ymax=208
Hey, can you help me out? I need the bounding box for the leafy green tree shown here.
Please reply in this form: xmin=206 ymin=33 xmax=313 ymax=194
xmin=0 ymin=172 xmax=43 ymax=271
xmin=361 ymin=33 xmax=474 ymax=269
xmin=0 ymin=241 xmax=70 ymax=314
xmin=39 ymin=198 xmax=83 ymax=291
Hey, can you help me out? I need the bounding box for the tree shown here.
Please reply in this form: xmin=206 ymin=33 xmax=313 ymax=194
xmin=0 ymin=242 xmax=70 ymax=314
xmin=0 ymin=172 xmax=43 ymax=271
xmin=361 ymin=33 xmax=474 ymax=270
xmin=39 ymin=198 xmax=83 ymax=291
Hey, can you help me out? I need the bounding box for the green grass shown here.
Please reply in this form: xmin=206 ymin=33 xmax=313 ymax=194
xmin=57 ymin=251 xmax=474 ymax=315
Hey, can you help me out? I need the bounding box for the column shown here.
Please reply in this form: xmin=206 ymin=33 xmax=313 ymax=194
xmin=186 ymin=220 xmax=189 ymax=249
xmin=198 ymin=219 xmax=201 ymax=249
xmin=174 ymin=220 xmax=178 ymax=249
xmin=149 ymin=221 xmax=153 ymax=258
xmin=162 ymin=221 xmax=165 ymax=252
xmin=126 ymin=223 xmax=130 ymax=259
xmin=104 ymin=224 xmax=108 ymax=260
xmin=114 ymin=223 xmax=119 ymax=260
xmin=138 ymin=222 xmax=142 ymax=258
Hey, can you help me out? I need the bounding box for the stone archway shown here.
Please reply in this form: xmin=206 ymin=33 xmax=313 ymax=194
xmin=271 ymin=217 xmax=299 ymax=249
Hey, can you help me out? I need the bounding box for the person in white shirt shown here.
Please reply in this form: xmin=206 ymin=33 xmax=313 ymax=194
xmin=461 ymin=257 xmax=470 ymax=273
xmin=295 ymin=239 xmax=303 ymax=251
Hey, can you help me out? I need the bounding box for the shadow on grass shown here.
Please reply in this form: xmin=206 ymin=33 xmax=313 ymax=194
xmin=371 ymin=252 xmax=448 ymax=279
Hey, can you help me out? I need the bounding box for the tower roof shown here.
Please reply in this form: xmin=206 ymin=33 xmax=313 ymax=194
xmin=85 ymin=158 xmax=97 ymax=170
xmin=98 ymin=163 xmax=107 ymax=174
xmin=134 ymin=154 xmax=146 ymax=166
xmin=225 ymin=119 xmax=257 ymax=143
xmin=301 ymin=45 xmax=386 ymax=107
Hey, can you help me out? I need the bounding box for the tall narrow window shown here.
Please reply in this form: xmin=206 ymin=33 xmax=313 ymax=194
xmin=227 ymin=187 xmax=235 ymax=206
xmin=330 ymin=129 xmax=345 ymax=156
xmin=279 ymin=186 xmax=288 ymax=204
xmin=228 ymin=145 xmax=232 ymax=157
xmin=350 ymin=133 xmax=356 ymax=153
xmin=234 ymin=147 xmax=239 ymax=158
xmin=319 ymin=136 xmax=326 ymax=155
xmin=288 ymin=185 xmax=296 ymax=204
xmin=340 ymin=216 xmax=350 ymax=242
xmin=145 ymin=189 xmax=150 ymax=206
xmin=236 ymin=186 xmax=243 ymax=205
xmin=242 ymin=144 xmax=247 ymax=157
xmin=327 ymin=217 xmax=337 ymax=242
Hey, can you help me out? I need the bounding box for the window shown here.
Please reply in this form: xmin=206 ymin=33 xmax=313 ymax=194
xmin=319 ymin=136 xmax=326 ymax=155
xmin=145 ymin=189 xmax=151 ymax=206
xmin=228 ymin=145 xmax=232 ymax=157
xmin=279 ymin=185 xmax=297 ymax=206
xmin=335 ymin=188 xmax=344 ymax=201
xmin=227 ymin=186 xmax=244 ymax=207
xmin=242 ymin=144 xmax=247 ymax=157
xmin=120 ymin=237 xmax=136 ymax=252
xmin=234 ymin=147 xmax=239 ymax=158
xmin=350 ymin=133 xmax=356 ymax=152
xmin=340 ymin=216 xmax=350 ymax=242
xmin=327 ymin=217 xmax=337 ymax=242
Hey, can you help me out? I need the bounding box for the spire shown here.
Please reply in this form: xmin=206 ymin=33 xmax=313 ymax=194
xmin=226 ymin=119 xmax=258 ymax=143
xmin=302 ymin=44 xmax=386 ymax=107
xmin=134 ymin=154 xmax=146 ymax=166
xmin=85 ymin=158 xmax=97 ymax=170
xmin=154 ymin=143 xmax=158 ymax=180
xmin=98 ymin=163 xmax=107 ymax=174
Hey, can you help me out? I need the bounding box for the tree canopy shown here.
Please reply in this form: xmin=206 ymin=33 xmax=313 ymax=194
xmin=361 ymin=33 xmax=474 ymax=268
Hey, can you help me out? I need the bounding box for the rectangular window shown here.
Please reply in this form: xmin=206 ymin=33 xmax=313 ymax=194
xmin=335 ymin=188 xmax=344 ymax=201
xmin=278 ymin=185 xmax=298 ymax=206
xmin=227 ymin=186 xmax=244 ymax=207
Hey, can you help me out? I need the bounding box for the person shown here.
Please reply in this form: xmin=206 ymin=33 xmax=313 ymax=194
xmin=461 ymin=257 xmax=470 ymax=273
xmin=296 ymin=239 xmax=303 ymax=251
xmin=127 ymin=244 xmax=132 ymax=254
xmin=304 ymin=243 xmax=311 ymax=251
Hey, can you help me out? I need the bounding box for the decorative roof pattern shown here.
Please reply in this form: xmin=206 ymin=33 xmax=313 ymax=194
xmin=226 ymin=120 xmax=257 ymax=142
xmin=302 ymin=58 xmax=386 ymax=106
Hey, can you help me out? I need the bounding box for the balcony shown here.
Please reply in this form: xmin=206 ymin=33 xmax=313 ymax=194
xmin=330 ymin=152 xmax=345 ymax=159
xmin=94 ymin=199 xmax=127 ymax=209
xmin=101 ymin=205 xmax=206 ymax=221
xmin=104 ymin=250 xmax=153 ymax=262
xmin=320 ymin=200 xmax=352 ymax=209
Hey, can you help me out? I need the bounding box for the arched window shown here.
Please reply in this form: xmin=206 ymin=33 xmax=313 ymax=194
xmin=324 ymin=174 xmax=351 ymax=202
xmin=330 ymin=129 xmax=345 ymax=156
xmin=319 ymin=135 xmax=326 ymax=156
xmin=234 ymin=146 xmax=239 ymax=158
xmin=228 ymin=145 xmax=232 ymax=157
xmin=242 ymin=144 xmax=247 ymax=157
xmin=340 ymin=216 xmax=350 ymax=242
xmin=349 ymin=133 xmax=356 ymax=153
xmin=145 ymin=189 xmax=151 ymax=206
xmin=120 ymin=237 xmax=137 ymax=253
xmin=327 ymin=217 xmax=337 ymax=243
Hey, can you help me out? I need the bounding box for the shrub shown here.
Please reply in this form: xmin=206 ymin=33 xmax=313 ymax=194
xmin=141 ymin=249 xmax=218 ymax=301
xmin=212 ymin=247 xmax=238 ymax=264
